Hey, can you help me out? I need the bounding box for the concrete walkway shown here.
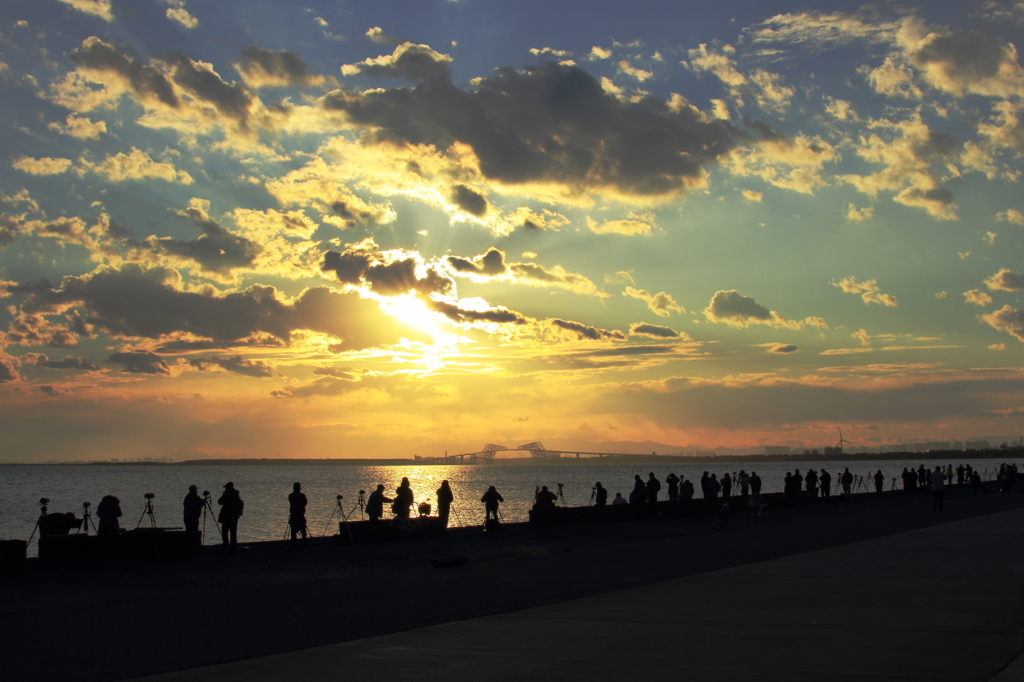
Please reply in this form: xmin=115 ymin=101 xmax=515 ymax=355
xmin=129 ymin=507 xmax=1024 ymax=682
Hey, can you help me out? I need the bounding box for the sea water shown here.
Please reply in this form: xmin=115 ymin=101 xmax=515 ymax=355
xmin=0 ymin=457 xmax=1014 ymax=556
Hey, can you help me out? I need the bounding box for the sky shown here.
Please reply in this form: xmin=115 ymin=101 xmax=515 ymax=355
xmin=2 ymin=0 xmax=1024 ymax=462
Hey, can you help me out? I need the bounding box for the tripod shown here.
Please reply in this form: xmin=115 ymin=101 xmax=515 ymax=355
xmin=890 ymin=477 xmax=899 ymax=491
xmin=26 ymin=499 xmax=49 ymax=544
xmin=556 ymin=484 xmax=567 ymax=508
xmin=588 ymin=487 xmax=596 ymax=506
xmin=201 ymin=493 xmax=220 ymax=546
xmin=136 ymin=495 xmax=157 ymax=529
xmin=79 ymin=502 xmax=97 ymax=535
xmin=349 ymin=490 xmax=367 ymax=521
xmin=322 ymin=494 xmax=354 ymax=542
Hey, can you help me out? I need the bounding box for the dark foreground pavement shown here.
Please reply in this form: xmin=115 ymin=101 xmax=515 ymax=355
xmin=2 ymin=487 xmax=1023 ymax=681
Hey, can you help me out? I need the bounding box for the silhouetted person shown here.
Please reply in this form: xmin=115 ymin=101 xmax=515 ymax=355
xmin=437 ymin=480 xmax=454 ymax=529
xmin=908 ymin=466 xmax=918 ymax=493
xmin=182 ymin=485 xmax=205 ymax=534
xmin=665 ymin=473 xmax=679 ymax=501
xmin=707 ymin=473 xmax=721 ymax=503
xmin=917 ymin=465 xmax=929 ymax=492
xmin=646 ymin=472 xmax=661 ymax=509
xmin=630 ymin=475 xmax=646 ymax=506
xmin=700 ymin=472 xmax=710 ymax=498
xmin=218 ymin=482 xmax=244 ymax=552
xmin=288 ymin=482 xmax=308 ymax=543
xmin=874 ymin=470 xmax=884 ymax=495
xmin=819 ymin=469 xmax=831 ymax=500
xmin=535 ymin=485 xmax=557 ymax=508
xmin=612 ymin=492 xmax=627 ymax=505
xmin=956 ymin=464 xmax=966 ymax=486
xmin=841 ymin=468 xmax=853 ymax=496
xmin=393 ymin=477 xmax=413 ymax=519
xmin=738 ymin=470 xmax=750 ymax=499
xmin=96 ymin=495 xmax=121 ymax=537
xmin=749 ymin=472 xmax=762 ymax=496
xmin=721 ymin=473 xmax=732 ymax=500
xmin=793 ymin=470 xmax=804 ymax=503
xmin=366 ymin=484 xmax=392 ymax=524
xmin=679 ymin=477 xmax=694 ymax=515
xmin=594 ymin=482 xmax=608 ymax=507
xmin=971 ymin=470 xmax=986 ymax=495
xmin=901 ymin=467 xmax=910 ymax=494
xmin=481 ymin=486 xmax=504 ymax=522
xmin=805 ymin=469 xmax=818 ymax=502
xmin=931 ymin=466 xmax=946 ymax=511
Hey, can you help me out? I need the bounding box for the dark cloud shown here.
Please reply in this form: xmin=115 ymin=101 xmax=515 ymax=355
xmin=428 ymin=299 xmax=527 ymax=325
xmin=323 ymin=61 xmax=738 ymax=198
xmin=189 ymin=355 xmax=275 ymax=378
xmin=165 ymin=52 xmax=253 ymax=130
xmin=313 ymin=366 xmax=360 ymax=379
xmin=69 ymin=37 xmax=179 ymax=109
xmin=21 ymin=264 xmax=420 ymax=350
xmin=107 ymin=351 xmax=172 ymax=375
xmin=36 ymin=385 xmax=71 ymax=397
xmin=986 ymin=269 xmax=1024 ymax=292
xmin=0 ymin=214 xmax=19 ymax=248
xmin=900 ymin=187 xmax=955 ymax=206
xmin=23 ymin=353 xmax=102 ymax=371
xmin=321 ymin=246 xmax=454 ymax=296
xmin=551 ymin=318 xmax=627 ymax=341
xmin=629 ymin=322 xmax=680 ymax=338
xmin=0 ymin=356 xmax=19 ymax=383
xmin=911 ymin=30 xmax=1007 ymax=85
xmin=446 ymin=248 xmax=507 ymax=276
xmin=355 ymin=43 xmax=452 ymax=80
xmin=450 ymin=184 xmax=489 ymax=216
xmin=704 ymin=290 xmax=773 ymax=325
xmin=271 ymin=376 xmax=365 ymax=398
xmin=236 ymin=46 xmax=321 ymax=88
xmin=150 ymin=203 xmax=262 ymax=275
xmin=981 ymin=304 xmax=1024 ymax=342
xmin=911 ymin=130 xmax=961 ymax=162
xmin=0 ymin=279 xmax=54 ymax=297
xmin=155 ymin=337 xmax=285 ymax=353
xmin=769 ymin=344 xmax=798 ymax=354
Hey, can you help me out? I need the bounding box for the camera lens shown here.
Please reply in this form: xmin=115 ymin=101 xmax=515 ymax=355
xmin=336 ymin=494 xmax=343 ymax=500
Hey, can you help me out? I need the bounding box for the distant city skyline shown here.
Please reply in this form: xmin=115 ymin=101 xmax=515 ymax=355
xmin=2 ymin=1 xmax=1024 ymax=462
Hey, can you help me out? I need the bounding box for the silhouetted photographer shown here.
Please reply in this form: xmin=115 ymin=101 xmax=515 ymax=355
xmin=96 ymin=495 xmax=122 ymax=537
xmin=183 ymin=485 xmax=205 ymax=534
xmin=366 ymin=484 xmax=392 ymax=524
xmin=288 ymin=482 xmax=308 ymax=543
xmin=218 ymin=482 xmax=244 ymax=552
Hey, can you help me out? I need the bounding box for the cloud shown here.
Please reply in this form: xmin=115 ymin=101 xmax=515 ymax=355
xmin=964 ymin=289 xmax=993 ymax=307
xmin=107 ymin=351 xmax=172 ymax=375
xmin=587 ymin=212 xmax=656 ymax=236
xmin=616 ymin=60 xmax=652 ymax=81
xmin=985 ymin=232 xmax=998 ymax=245
xmin=321 ymin=61 xmax=738 ymax=203
xmin=450 ymin=184 xmax=489 ymax=216
xmin=48 ymin=114 xmax=107 ymax=140
xmin=685 ymin=44 xmax=795 ymax=113
xmin=703 ymin=290 xmax=817 ymax=330
xmin=623 ymin=287 xmax=684 ymax=317
xmin=188 ymin=355 xmax=275 ymax=377
xmin=549 ymin=319 xmax=627 ymax=342
xmin=63 ymin=37 xmax=180 ymax=111
xmin=831 ymin=276 xmax=898 ymax=306
xmin=846 ymin=204 xmax=874 ymax=221
xmin=428 ymin=298 xmax=527 ymax=326
xmin=985 ymin=268 xmax=1024 ymax=291
xmin=989 ymin=343 xmax=1006 ymax=351
xmin=761 ymin=343 xmax=798 ymax=354
xmin=19 ymin=264 xmax=420 ymax=351
xmin=741 ymin=190 xmax=763 ymax=203
xmin=12 ymin=157 xmax=73 ymax=176
xmin=996 ymin=209 xmax=1024 ymax=225
xmin=141 ymin=198 xmax=262 ymax=277
xmin=820 ymin=347 xmax=874 ymax=356
xmin=22 ymin=353 xmax=102 ymax=371
xmin=725 ymin=122 xmax=836 ymax=195
xmin=56 ymin=0 xmax=112 ymax=22
xmin=78 ymin=147 xmax=194 ymax=184
xmin=629 ymin=322 xmax=688 ymax=340
xmin=366 ymin=27 xmax=404 ymax=45
xmin=852 ymin=328 xmax=871 ymax=346
xmin=166 ymin=7 xmax=198 ymax=29
xmin=587 ymin=46 xmax=612 ymax=60
xmin=531 ymin=47 xmax=571 ymax=58
xmin=341 ymin=42 xmax=452 ymax=80
xmin=935 ymin=291 xmax=948 ymax=300
xmin=980 ymin=304 xmax=1024 ymax=342
xmin=444 ymin=247 xmax=604 ymax=297
xmin=235 ymin=46 xmax=325 ymax=88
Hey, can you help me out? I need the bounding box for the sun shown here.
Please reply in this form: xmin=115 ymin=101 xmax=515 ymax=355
xmin=380 ymin=294 xmax=445 ymax=339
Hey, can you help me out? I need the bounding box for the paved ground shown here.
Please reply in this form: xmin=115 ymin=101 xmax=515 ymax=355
xmin=3 ymin=487 xmax=1022 ymax=681
xmin=126 ymin=498 xmax=1024 ymax=682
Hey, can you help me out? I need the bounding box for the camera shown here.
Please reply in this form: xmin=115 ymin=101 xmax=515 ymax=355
xmin=336 ymin=494 xmax=343 ymax=501
xmin=83 ymin=501 xmax=91 ymax=508
xmin=40 ymin=497 xmax=50 ymax=506
xmin=144 ymin=492 xmax=155 ymax=499
xmin=358 ymin=489 xmax=366 ymax=495
xmin=557 ymin=483 xmax=564 ymax=488
xmin=203 ymin=490 xmax=210 ymax=497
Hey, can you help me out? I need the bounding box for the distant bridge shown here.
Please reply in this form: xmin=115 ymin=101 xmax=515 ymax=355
xmin=413 ymin=442 xmax=648 ymax=465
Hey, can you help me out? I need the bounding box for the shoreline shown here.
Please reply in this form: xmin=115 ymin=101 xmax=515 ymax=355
xmin=2 ymin=485 xmax=1022 ymax=681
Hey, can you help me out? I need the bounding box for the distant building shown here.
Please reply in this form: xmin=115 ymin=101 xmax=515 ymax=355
xmin=764 ymin=446 xmax=791 ymax=455
xmin=966 ymin=439 xmax=991 ymax=450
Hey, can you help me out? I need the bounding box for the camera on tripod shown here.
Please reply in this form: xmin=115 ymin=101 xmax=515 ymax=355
xmin=336 ymin=494 xmax=343 ymax=501
xmin=83 ymin=501 xmax=91 ymax=508
xmin=203 ymin=490 xmax=210 ymax=498
xmin=144 ymin=492 xmax=155 ymax=500
xmin=39 ymin=497 xmax=50 ymax=508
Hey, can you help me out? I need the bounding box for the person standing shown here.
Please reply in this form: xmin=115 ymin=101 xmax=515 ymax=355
xmin=646 ymin=472 xmax=662 ymax=508
xmin=630 ymin=475 xmax=647 ymax=506
xmin=481 ymin=485 xmax=504 ymax=523
xmin=218 ymin=482 xmax=244 ymax=552
xmin=366 ymin=484 xmax=392 ymax=524
xmin=288 ymin=482 xmax=308 ymax=543
xmin=738 ymin=471 xmax=750 ymax=499
xmin=679 ymin=476 xmax=695 ymax=515
xmin=393 ymin=477 xmax=414 ymax=519
xmin=873 ymin=470 xmax=884 ymax=495
xmin=436 ymin=480 xmax=454 ymax=529
xmin=182 ymin=485 xmax=205 ymax=534
xmin=931 ymin=465 xmax=946 ymax=512
xmin=956 ymin=464 xmax=966 ymax=486
xmin=721 ymin=473 xmax=732 ymax=501
xmin=96 ymin=495 xmax=122 ymax=537
xmin=819 ymin=469 xmax=831 ymax=501
xmin=841 ymin=468 xmax=853 ymax=497
xmin=806 ymin=469 xmax=818 ymax=502
xmin=665 ymin=473 xmax=680 ymax=501
xmin=749 ymin=471 xmax=762 ymax=496
xmin=594 ymin=482 xmax=608 ymax=507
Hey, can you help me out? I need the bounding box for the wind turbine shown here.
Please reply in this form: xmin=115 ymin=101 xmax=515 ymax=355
xmin=836 ymin=429 xmax=852 ymax=454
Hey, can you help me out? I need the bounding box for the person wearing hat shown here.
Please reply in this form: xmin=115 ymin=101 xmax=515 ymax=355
xmin=218 ymin=482 xmax=244 ymax=551
xmin=288 ymin=482 xmax=308 ymax=543
xmin=182 ymin=485 xmax=205 ymax=534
